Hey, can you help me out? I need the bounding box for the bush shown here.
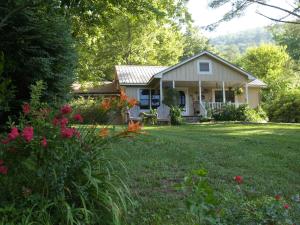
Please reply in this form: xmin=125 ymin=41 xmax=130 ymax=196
xmin=70 ymin=97 xmax=112 ymax=124
xmin=266 ymin=89 xmax=300 ymax=123
xmin=181 ymin=168 xmax=299 ymax=225
xmin=170 ymin=106 xmax=183 ymax=125
xmin=0 ymin=82 xmax=140 ymax=224
xmin=212 ymin=104 xmax=267 ymax=122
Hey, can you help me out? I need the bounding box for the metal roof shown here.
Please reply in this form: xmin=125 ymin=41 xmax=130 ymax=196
xmin=116 ymin=65 xmax=168 ymax=85
xmin=248 ymin=79 xmax=267 ymax=87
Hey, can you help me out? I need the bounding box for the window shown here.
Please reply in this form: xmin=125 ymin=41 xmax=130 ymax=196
xmin=198 ymin=60 xmax=212 ymax=74
xmin=139 ymin=89 xmax=150 ymax=109
xmin=151 ymin=90 xmax=160 ymax=109
xmin=214 ymin=90 xmax=235 ymax=102
xmin=178 ymin=91 xmax=186 ymax=108
xmin=139 ymin=89 xmax=160 ymax=110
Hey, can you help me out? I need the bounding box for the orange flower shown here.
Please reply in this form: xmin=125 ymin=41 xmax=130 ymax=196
xmin=128 ymin=98 xmax=138 ymax=108
xmin=100 ymin=99 xmax=111 ymax=111
xmin=127 ymin=121 xmax=141 ymax=133
xmin=120 ymin=89 xmax=128 ymax=102
xmin=99 ymin=128 xmax=109 ymax=138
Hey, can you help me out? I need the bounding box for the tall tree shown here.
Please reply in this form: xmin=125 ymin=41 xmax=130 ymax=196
xmin=271 ymin=21 xmax=300 ymax=61
xmin=237 ymin=44 xmax=294 ymax=101
xmin=180 ymin=26 xmax=215 ymax=61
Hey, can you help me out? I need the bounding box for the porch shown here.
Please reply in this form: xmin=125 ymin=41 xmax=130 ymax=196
xmin=147 ymin=80 xmax=250 ymax=117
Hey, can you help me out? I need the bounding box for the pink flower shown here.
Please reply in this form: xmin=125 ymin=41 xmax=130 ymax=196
xmin=8 ymin=127 xmax=19 ymax=140
xmin=22 ymin=126 xmax=34 ymax=142
xmin=284 ymin=204 xmax=290 ymax=209
xmin=234 ymin=176 xmax=243 ymax=184
xmin=53 ymin=117 xmax=60 ymax=126
xmin=60 ymin=117 xmax=69 ymax=127
xmin=22 ymin=103 xmax=30 ymax=115
xmin=0 ymin=165 xmax=8 ymax=175
xmin=73 ymin=114 xmax=83 ymax=123
xmin=61 ymin=127 xmax=74 ymax=138
xmin=60 ymin=104 xmax=72 ymax=114
xmin=41 ymin=137 xmax=47 ymax=147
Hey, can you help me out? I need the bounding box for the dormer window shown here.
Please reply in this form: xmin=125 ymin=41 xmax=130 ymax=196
xmin=198 ymin=60 xmax=212 ymax=74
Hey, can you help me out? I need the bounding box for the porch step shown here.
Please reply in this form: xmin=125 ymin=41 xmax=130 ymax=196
xmin=183 ymin=116 xmax=200 ymax=123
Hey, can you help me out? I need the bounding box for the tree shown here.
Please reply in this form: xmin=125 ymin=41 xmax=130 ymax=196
xmin=237 ymin=44 xmax=293 ymax=101
xmin=180 ymin=26 xmax=215 ymax=61
xmin=0 ymin=1 xmax=76 ymax=119
xmin=271 ymin=21 xmax=300 ymax=61
xmin=207 ymin=0 xmax=300 ymax=30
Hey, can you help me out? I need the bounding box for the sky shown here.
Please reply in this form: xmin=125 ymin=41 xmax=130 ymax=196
xmin=187 ymin=0 xmax=296 ymax=37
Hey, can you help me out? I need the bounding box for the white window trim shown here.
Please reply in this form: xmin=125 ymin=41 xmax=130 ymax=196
xmin=197 ymin=60 xmax=212 ymax=75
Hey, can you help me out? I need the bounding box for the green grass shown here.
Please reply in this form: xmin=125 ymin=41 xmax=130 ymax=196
xmin=108 ymin=123 xmax=300 ymax=224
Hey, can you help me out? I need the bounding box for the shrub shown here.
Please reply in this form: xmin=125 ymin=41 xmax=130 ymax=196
xmin=170 ymin=106 xmax=183 ymax=125
xmin=0 ymin=82 xmax=140 ymax=224
xmin=266 ymin=89 xmax=300 ymax=123
xmin=181 ymin=168 xmax=299 ymax=225
xmin=70 ymin=97 xmax=111 ymax=124
xmin=212 ymin=104 xmax=267 ymax=122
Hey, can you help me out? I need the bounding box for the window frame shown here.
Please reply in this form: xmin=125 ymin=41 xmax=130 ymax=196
xmin=197 ymin=60 xmax=212 ymax=74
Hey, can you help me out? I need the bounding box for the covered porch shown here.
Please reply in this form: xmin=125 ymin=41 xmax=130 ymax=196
xmin=152 ymin=80 xmax=250 ymax=117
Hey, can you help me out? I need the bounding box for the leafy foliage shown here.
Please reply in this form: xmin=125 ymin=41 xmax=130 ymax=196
xmin=0 ymin=1 xmax=76 ymax=120
xmin=0 ymin=82 xmax=141 ymax=224
xmin=170 ymin=106 xmax=183 ymax=125
xmin=212 ymin=104 xmax=267 ymax=122
xmin=181 ymin=167 xmax=299 ymax=225
xmin=267 ymin=89 xmax=300 ymax=123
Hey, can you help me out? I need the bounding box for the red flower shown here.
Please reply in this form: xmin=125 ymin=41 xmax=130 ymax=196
xmin=60 ymin=104 xmax=72 ymax=114
xmin=60 ymin=117 xmax=69 ymax=127
xmin=0 ymin=165 xmax=8 ymax=175
xmin=284 ymin=204 xmax=289 ymax=209
xmin=22 ymin=126 xmax=34 ymax=142
xmin=275 ymin=195 xmax=281 ymax=201
xmin=73 ymin=114 xmax=83 ymax=123
xmin=41 ymin=137 xmax=47 ymax=147
xmin=53 ymin=117 xmax=60 ymax=126
xmin=8 ymin=127 xmax=19 ymax=140
xmin=22 ymin=103 xmax=30 ymax=115
xmin=234 ymin=176 xmax=243 ymax=184
xmin=61 ymin=127 xmax=74 ymax=138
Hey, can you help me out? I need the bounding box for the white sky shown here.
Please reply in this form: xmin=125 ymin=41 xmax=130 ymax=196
xmin=187 ymin=0 xmax=296 ymax=37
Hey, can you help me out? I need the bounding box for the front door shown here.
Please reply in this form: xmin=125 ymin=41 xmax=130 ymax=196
xmin=176 ymin=88 xmax=189 ymax=116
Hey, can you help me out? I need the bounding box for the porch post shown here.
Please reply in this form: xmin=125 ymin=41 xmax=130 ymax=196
xmin=172 ymin=80 xmax=175 ymax=88
xmin=198 ymin=80 xmax=202 ymax=104
xmin=222 ymin=81 xmax=226 ymax=103
xmin=245 ymin=82 xmax=249 ymax=104
xmin=160 ymin=79 xmax=163 ymax=106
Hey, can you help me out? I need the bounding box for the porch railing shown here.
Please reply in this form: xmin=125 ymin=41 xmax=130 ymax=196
xmin=203 ymin=102 xmax=243 ymax=111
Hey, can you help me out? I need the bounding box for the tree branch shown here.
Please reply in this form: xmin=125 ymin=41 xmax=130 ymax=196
xmin=256 ymin=11 xmax=300 ymax=24
xmin=249 ymin=0 xmax=300 ymax=18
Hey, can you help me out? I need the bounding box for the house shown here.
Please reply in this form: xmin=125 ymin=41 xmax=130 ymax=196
xmin=114 ymin=51 xmax=266 ymax=118
xmin=72 ymin=81 xmax=120 ymax=97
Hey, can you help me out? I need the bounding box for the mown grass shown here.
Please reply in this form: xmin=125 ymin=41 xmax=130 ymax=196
xmin=107 ymin=123 xmax=300 ymax=224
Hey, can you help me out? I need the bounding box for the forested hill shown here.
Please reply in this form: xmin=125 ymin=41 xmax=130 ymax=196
xmin=210 ymin=27 xmax=273 ymax=53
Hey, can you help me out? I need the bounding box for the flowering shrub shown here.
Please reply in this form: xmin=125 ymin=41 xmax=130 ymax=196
xmin=181 ymin=168 xmax=299 ymax=225
xmin=0 ymin=82 xmax=140 ymax=224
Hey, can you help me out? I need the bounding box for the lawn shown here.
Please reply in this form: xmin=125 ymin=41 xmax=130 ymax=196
xmin=108 ymin=123 xmax=300 ymax=224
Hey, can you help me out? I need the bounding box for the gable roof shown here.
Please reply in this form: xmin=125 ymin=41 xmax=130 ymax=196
xmin=152 ymin=50 xmax=256 ymax=80
xmin=116 ymin=65 xmax=168 ymax=85
xmin=115 ymin=51 xmax=266 ymax=87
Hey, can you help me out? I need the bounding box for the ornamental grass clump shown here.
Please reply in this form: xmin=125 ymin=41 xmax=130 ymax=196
xmin=0 ymin=82 xmax=140 ymax=225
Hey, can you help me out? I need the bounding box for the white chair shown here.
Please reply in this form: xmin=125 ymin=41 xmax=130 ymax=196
xmin=157 ymin=105 xmax=171 ymax=125
xmin=126 ymin=106 xmax=142 ymax=123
